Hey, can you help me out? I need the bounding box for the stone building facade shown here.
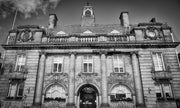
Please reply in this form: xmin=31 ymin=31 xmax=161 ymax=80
xmin=0 ymin=3 xmax=180 ymax=108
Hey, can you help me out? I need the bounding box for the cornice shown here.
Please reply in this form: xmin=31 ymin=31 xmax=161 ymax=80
xmin=2 ymin=42 xmax=180 ymax=50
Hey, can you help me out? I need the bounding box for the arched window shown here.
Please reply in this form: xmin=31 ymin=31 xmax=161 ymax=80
xmin=110 ymin=85 xmax=132 ymax=102
xmin=85 ymin=10 xmax=91 ymax=17
xmin=45 ymin=84 xmax=66 ymax=102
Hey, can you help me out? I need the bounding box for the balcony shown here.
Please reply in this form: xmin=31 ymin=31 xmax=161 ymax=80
xmin=8 ymin=65 xmax=28 ymax=79
xmin=151 ymin=66 xmax=172 ymax=81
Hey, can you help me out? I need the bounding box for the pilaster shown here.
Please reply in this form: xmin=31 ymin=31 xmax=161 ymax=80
xmin=100 ymin=52 xmax=110 ymax=108
xmin=33 ymin=51 xmax=46 ymax=107
xmin=131 ymin=52 xmax=145 ymax=108
xmin=66 ymin=52 xmax=76 ymax=108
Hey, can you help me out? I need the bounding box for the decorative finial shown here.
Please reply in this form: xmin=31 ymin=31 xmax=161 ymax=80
xmin=87 ymin=1 xmax=90 ymax=6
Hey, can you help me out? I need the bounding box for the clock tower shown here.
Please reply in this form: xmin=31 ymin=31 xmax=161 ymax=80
xmin=81 ymin=2 xmax=95 ymax=26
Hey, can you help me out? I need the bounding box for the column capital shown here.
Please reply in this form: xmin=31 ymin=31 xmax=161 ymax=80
xmin=39 ymin=50 xmax=47 ymax=56
xmin=68 ymin=52 xmax=77 ymax=55
xmin=130 ymin=51 xmax=139 ymax=55
xmin=99 ymin=50 xmax=107 ymax=55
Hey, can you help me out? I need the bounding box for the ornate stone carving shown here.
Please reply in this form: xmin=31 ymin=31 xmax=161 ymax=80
xmin=75 ymin=73 xmax=101 ymax=90
xmin=17 ymin=29 xmax=34 ymax=42
xmin=44 ymin=73 xmax=68 ymax=88
xmin=108 ymin=73 xmax=134 ymax=90
xmin=144 ymin=27 xmax=163 ymax=40
xmin=42 ymin=101 xmax=66 ymax=108
xmin=4 ymin=63 xmax=28 ymax=79
xmin=2 ymin=100 xmax=24 ymax=108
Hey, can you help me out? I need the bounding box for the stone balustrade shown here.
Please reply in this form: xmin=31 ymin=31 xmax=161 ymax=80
xmin=47 ymin=35 xmax=130 ymax=43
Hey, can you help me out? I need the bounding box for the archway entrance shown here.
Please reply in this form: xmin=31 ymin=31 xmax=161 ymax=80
xmin=77 ymin=84 xmax=99 ymax=108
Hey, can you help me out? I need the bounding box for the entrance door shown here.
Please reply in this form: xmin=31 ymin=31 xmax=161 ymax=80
xmin=79 ymin=85 xmax=97 ymax=108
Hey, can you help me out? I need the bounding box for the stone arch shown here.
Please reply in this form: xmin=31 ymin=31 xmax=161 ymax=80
xmin=85 ymin=10 xmax=91 ymax=17
xmin=43 ymin=81 xmax=67 ymax=95
xmin=109 ymin=83 xmax=135 ymax=95
xmin=76 ymin=83 xmax=101 ymax=96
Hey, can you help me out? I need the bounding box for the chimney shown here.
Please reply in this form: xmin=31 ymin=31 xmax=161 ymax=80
xmin=48 ymin=14 xmax=58 ymax=29
xmin=150 ymin=18 xmax=156 ymax=23
xmin=120 ymin=12 xmax=129 ymax=27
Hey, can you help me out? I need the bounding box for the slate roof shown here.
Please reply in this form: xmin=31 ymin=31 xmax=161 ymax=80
xmin=52 ymin=24 xmax=128 ymax=35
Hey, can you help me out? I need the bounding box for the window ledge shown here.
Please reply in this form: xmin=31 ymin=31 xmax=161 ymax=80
xmin=5 ymin=97 xmax=23 ymax=101
xmin=156 ymin=98 xmax=175 ymax=102
xmin=111 ymin=98 xmax=133 ymax=102
xmin=47 ymin=72 xmax=68 ymax=76
xmin=44 ymin=97 xmax=66 ymax=102
xmin=78 ymin=72 xmax=98 ymax=76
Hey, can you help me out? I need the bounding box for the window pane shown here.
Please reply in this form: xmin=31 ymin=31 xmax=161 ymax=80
xmin=155 ymin=85 xmax=161 ymax=92
xmin=84 ymin=63 xmax=87 ymax=72
xmin=114 ymin=68 xmax=119 ymax=73
xmin=156 ymin=93 xmax=162 ymax=98
xmin=16 ymin=55 xmax=26 ymax=71
xmin=165 ymin=93 xmax=171 ymax=98
xmin=58 ymin=64 xmax=62 ymax=72
xmin=20 ymin=65 xmax=25 ymax=71
xmin=17 ymin=83 xmax=24 ymax=97
xmin=116 ymin=94 xmax=126 ymax=100
xmin=163 ymin=84 xmax=172 ymax=98
xmin=155 ymin=85 xmax=163 ymax=99
xmin=163 ymin=84 xmax=171 ymax=92
xmin=16 ymin=65 xmax=20 ymax=71
xmin=89 ymin=63 xmax=92 ymax=72
xmin=21 ymin=55 xmax=26 ymax=65
xmin=53 ymin=64 xmax=58 ymax=72
xmin=152 ymin=53 xmax=164 ymax=71
xmin=110 ymin=95 xmax=116 ymax=101
xmin=113 ymin=55 xmax=124 ymax=73
xmin=9 ymin=84 xmax=17 ymax=97
xmin=120 ymin=67 xmax=123 ymax=72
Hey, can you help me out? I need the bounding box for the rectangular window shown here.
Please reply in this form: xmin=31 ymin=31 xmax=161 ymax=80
xmin=8 ymin=80 xmax=24 ymax=99
xmin=53 ymin=56 xmax=63 ymax=73
xmin=152 ymin=52 xmax=165 ymax=71
xmin=113 ymin=55 xmax=124 ymax=73
xmin=155 ymin=85 xmax=163 ymax=100
xmin=15 ymin=55 xmax=26 ymax=72
xmin=8 ymin=83 xmax=17 ymax=97
xmin=83 ymin=55 xmax=93 ymax=73
xmin=163 ymin=84 xmax=172 ymax=99
xmin=155 ymin=84 xmax=173 ymax=101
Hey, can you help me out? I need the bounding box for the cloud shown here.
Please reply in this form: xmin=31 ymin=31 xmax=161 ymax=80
xmin=0 ymin=0 xmax=61 ymax=19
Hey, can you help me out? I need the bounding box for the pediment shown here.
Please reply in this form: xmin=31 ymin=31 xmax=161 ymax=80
xmin=57 ymin=31 xmax=66 ymax=35
xmin=83 ymin=30 xmax=93 ymax=34
xmin=110 ymin=30 xmax=120 ymax=34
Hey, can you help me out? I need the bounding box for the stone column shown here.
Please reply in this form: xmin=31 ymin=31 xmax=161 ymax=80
xmin=131 ymin=52 xmax=145 ymax=108
xmin=34 ymin=52 xmax=46 ymax=107
xmin=66 ymin=53 xmax=75 ymax=108
xmin=100 ymin=52 xmax=109 ymax=108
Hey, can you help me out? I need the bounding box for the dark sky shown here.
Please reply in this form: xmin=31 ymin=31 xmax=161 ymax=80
xmin=0 ymin=0 xmax=180 ymax=52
